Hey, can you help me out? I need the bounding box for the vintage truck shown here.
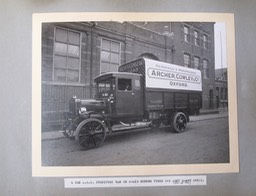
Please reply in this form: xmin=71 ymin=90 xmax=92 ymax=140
xmin=62 ymin=58 xmax=202 ymax=149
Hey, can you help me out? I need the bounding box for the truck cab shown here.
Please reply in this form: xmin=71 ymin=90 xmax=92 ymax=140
xmin=94 ymin=72 xmax=143 ymax=119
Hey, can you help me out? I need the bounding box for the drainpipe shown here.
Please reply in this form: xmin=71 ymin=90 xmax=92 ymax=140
xmin=90 ymin=25 xmax=95 ymax=98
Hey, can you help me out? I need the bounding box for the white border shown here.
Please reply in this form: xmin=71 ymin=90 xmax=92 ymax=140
xmin=32 ymin=12 xmax=238 ymax=177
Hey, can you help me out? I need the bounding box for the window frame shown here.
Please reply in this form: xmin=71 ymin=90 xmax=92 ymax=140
xmin=183 ymin=53 xmax=191 ymax=67
xmin=100 ymin=38 xmax=121 ymax=74
xmin=194 ymin=30 xmax=200 ymax=46
xmin=53 ymin=27 xmax=81 ymax=83
xmin=203 ymin=34 xmax=208 ymax=49
xmin=184 ymin=25 xmax=190 ymax=43
xmin=193 ymin=56 xmax=200 ymax=70
xmin=117 ymin=78 xmax=132 ymax=91
xmin=97 ymin=78 xmax=116 ymax=93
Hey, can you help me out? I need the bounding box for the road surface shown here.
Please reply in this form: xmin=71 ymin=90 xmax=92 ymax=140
xmin=42 ymin=117 xmax=229 ymax=166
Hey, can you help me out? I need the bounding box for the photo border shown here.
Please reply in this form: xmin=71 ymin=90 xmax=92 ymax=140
xmin=32 ymin=12 xmax=238 ymax=177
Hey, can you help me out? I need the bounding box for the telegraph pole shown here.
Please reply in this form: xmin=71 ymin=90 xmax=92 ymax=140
xmin=220 ymin=31 xmax=225 ymax=108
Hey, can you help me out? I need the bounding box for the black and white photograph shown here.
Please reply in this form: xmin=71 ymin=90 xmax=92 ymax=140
xmin=4 ymin=0 xmax=256 ymax=194
xmin=32 ymin=13 xmax=238 ymax=176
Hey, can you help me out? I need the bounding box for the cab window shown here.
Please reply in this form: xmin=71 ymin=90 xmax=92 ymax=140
xmin=118 ymin=78 xmax=132 ymax=91
xmin=97 ymin=78 xmax=115 ymax=93
xmin=134 ymin=79 xmax=140 ymax=90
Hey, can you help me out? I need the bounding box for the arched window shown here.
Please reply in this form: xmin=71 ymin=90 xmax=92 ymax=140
xmin=138 ymin=53 xmax=159 ymax=60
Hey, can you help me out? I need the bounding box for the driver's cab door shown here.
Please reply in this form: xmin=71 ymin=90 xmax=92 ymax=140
xmin=115 ymin=77 xmax=143 ymax=117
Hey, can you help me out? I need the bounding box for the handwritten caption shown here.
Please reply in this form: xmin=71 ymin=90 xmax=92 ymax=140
xmin=65 ymin=175 xmax=206 ymax=188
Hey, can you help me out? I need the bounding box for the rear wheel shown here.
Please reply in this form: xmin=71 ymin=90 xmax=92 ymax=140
xmin=172 ymin=112 xmax=187 ymax=133
xmin=76 ymin=119 xmax=106 ymax=150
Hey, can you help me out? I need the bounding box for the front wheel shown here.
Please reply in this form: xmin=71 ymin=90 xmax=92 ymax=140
xmin=172 ymin=112 xmax=187 ymax=133
xmin=75 ymin=118 xmax=106 ymax=150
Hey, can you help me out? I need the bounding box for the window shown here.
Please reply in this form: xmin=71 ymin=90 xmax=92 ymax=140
xmin=194 ymin=30 xmax=199 ymax=46
xmin=184 ymin=53 xmax=191 ymax=67
xmin=118 ymin=78 xmax=132 ymax=91
xmin=135 ymin=79 xmax=140 ymax=89
xmin=139 ymin=53 xmax=159 ymax=60
xmin=203 ymin=34 xmax=208 ymax=49
xmin=184 ymin=26 xmax=190 ymax=42
xmin=101 ymin=39 xmax=121 ymax=73
xmin=194 ymin=56 xmax=200 ymax=70
xmin=97 ymin=78 xmax=115 ymax=93
xmin=53 ymin=28 xmax=81 ymax=83
xmin=203 ymin=59 xmax=209 ymax=79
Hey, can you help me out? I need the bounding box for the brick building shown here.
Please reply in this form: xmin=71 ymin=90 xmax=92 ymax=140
xmin=215 ymin=68 xmax=228 ymax=109
xmin=41 ymin=21 xmax=215 ymax=124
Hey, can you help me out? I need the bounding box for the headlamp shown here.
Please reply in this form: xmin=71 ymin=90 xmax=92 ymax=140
xmin=79 ymin=107 xmax=87 ymax=115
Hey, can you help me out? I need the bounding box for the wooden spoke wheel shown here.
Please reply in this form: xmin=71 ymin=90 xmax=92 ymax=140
xmin=76 ymin=119 xmax=106 ymax=150
xmin=172 ymin=112 xmax=187 ymax=133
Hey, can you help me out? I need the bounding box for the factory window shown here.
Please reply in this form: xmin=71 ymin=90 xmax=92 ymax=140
xmin=184 ymin=53 xmax=191 ymax=67
xmin=53 ymin=27 xmax=81 ymax=83
xmin=194 ymin=56 xmax=200 ymax=70
xmin=101 ymin=38 xmax=121 ymax=73
xmin=184 ymin=25 xmax=190 ymax=42
xmin=194 ymin=30 xmax=200 ymax=46
xmin=203 ymin=34 xmax=208 ymax=49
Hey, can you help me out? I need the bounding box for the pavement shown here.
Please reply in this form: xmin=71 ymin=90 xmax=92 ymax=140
xmin=189 ymin=112 xmax=228 ymax=122
xmin=42 ymin=111 xmax=228 ymax=141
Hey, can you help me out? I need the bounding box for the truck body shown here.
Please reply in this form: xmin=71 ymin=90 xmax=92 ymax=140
xmin=118 ymin=58 xmax=202 ymax=122
xmin=63 ymin=58 xmax=202 ymax=149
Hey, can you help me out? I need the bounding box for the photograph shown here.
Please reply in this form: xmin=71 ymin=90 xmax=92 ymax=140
xmin=4 ymin=0 xmax=256 ymax=194
xmin=32 ymin=13 xmax=238 ymax=176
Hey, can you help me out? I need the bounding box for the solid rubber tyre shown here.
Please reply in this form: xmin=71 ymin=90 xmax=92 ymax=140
xmin=75 ymin=118 xmax=106 ymax=150
xmin=172 ymin=112 xmax=187 ymax=133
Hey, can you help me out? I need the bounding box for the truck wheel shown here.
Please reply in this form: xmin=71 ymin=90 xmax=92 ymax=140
xmin=75 ymin=119 xmax=106 ymax=150
xmin=172 ymin=112 xmax=187 ymax=133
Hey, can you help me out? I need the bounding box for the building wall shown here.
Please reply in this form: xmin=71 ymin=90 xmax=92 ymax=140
xmin=170 ymin=22 xmax=215 ymax=109
xmin=215 ymin=70 xmax=228 ymax=108
xmin=41 ymin=21 xmax=215 ymax=124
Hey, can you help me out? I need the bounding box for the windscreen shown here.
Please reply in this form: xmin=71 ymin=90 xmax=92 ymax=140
xmin=96 ymin=78 xmax=116 ymax=97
